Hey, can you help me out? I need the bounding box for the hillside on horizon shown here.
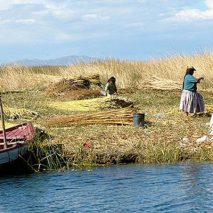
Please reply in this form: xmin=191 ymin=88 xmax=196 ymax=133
xmin=2 ymin=55 xmax=98 ymax=67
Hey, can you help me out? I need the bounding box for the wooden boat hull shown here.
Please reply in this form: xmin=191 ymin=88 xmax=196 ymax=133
xmin=0 ymin=142 xmax=32 ymax=173
xmin=0 ymin=142 xmax=28 ymax=165
xmin=0 ymin=122 xmax=35 ymax=141
xmin=0 ymin=122 xmax=35 ymax=172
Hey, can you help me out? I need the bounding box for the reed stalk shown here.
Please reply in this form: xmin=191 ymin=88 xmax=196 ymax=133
xmin=0 ymin=53 xmax=213 ymax=92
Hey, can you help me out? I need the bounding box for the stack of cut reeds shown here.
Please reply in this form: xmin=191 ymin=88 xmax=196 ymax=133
xmin=47 ymin=74 xmax=101 ymax=92
xmin=102 ymin=97 xmax=133 ymax=109
xmin=144 ymin=76 xmax=182 ymax=91
xmin=45 ymin=74 xmax=102 ymax=98
xmin=48 ymin=97 xmax=134 ymax=112
xmin=46 ymin=108 xmax=137 ymax=127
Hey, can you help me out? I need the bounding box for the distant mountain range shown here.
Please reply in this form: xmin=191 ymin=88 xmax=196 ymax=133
xmin=2 ymin=55 xmax=98 ymax=66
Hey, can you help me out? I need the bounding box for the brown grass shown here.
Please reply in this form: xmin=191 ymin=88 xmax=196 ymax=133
xmin=0 ymin=66 xmax=62 ymax=91
xmin=58 ymin=52 xmax=213 ymax=91
xmin=47 ymin=113 xmax=212 ymax=165
xmin=1 ymin=53 xmax=213 ymax=92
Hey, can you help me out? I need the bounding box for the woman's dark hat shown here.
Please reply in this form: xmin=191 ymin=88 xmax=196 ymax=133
xmin=187 ymin=66 xmax=196 ymax=71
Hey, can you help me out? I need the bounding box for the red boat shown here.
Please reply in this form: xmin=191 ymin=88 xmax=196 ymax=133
xmin=0 ymin=122 xmax=35 ymax=166
xmin=0 ymin=96 xmax=36 ymax=172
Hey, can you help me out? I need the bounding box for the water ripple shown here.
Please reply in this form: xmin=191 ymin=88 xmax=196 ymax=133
xmin=1 ymin=163 xmax=213 ymax=212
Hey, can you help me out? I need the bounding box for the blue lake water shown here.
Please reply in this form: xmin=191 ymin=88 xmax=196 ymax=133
xmin=1 ymin=163 xmax=213 ymax=213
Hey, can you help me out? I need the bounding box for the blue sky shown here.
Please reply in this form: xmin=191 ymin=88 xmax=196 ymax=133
xmin=0 ymin=0 xmax=213 ymax=63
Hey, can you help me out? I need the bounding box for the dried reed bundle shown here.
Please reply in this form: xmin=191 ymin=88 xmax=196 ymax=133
xmin=48 ymin=97 xmax=134 ymax=112
xmin=46 ymin=108 xmax=137 ymax=127
xmin=45 ymin=74 xmax=102 ymax=98
xmin=143 ymin=76 xmax=182 ymax=91
xmin=102 ymin=97 xmax=133 ymax=109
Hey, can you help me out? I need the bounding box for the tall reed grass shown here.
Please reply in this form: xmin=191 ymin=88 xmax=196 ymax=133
xmin=0 ymin=53 xmax=212 ymax=91
xmin=0 ymin=66 xmax=62 ymax=92
xmin=61 ymin=52 xmax=213 ymax=90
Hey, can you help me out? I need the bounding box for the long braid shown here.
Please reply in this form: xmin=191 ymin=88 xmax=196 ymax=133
xmin=182 ymin=70 xmax=189 ymax=90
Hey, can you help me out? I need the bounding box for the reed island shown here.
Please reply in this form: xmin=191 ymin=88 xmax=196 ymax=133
xmin=1 ymin=53 xmax=213 ymax=171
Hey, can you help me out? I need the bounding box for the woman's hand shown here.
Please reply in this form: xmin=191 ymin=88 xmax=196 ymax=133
xmin=197 ymin=76 xmax=204 ymax=83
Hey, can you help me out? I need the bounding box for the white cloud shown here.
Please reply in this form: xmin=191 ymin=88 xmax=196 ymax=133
xmin=82 ymin=14 xmax=98 ymax=20
xmin=175 ymin=9 xmax=213 ymax=21
xmin=205 ymin=0 xmax=213 ymax=9
xmin=126 ymin=22 xmax=144 ymax=28
xmin=82 ymin=14 xmax=111 ymax=22
xmin=0 ymin=2 xmax=13 ymax=10
xmin=0 ymin=0 xmax=43 ymax=10
xmin=54 ymin=32 xmax=77 ymax=42
xmin=44 ymin=2 xmax=75 ymax=20
xmin=15 ymin=19 xmax=35 ymax=24
xmin=0 ymin=18 xmax=35 ymax=25
xmin=171 ymin=0 xmax=213 ymax=21
xmin=0 ymin=0 xmax=211 ymax=45
xmin=137 ymin=0 xmax=146 ymax=3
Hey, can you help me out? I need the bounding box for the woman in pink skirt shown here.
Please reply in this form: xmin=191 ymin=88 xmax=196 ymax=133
xmin=179 ymin=66 xmax=205 ymax=116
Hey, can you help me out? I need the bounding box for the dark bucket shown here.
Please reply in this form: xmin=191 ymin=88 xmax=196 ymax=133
xmin=133 ymin=113 xmax=145 ymax=127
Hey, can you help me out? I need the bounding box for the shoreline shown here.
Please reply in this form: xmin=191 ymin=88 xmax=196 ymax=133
xmin=0 ymin=58 xmax=213 ymax=171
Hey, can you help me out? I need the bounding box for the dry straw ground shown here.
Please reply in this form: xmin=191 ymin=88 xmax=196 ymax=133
xmin=0 ymin=53 xmax=213 ymax=168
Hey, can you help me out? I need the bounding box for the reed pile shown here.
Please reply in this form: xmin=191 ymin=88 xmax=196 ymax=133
xmin=46 ymin=108 xmax=137 ymax=127
xmin=45 ymin=74 xmax=102 ymax=99
xmin=143 ymin=76 xmax=182 ymax=91
xmin=101 ymin=97 xmax=133 ymax=109
xmin=48 ymin=97 xmax=134 ymax=112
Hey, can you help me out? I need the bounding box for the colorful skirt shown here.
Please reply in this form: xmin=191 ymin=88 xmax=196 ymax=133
xmin=179 ymin=90 xmax=205 ymax=113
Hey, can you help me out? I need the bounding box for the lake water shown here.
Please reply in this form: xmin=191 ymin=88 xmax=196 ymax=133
xmin=1 ymin=163 xmax=213 ymax=213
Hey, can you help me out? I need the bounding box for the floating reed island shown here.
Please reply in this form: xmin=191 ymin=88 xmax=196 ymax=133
xmin=1 ymin=53 xmax=213 ymax=171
